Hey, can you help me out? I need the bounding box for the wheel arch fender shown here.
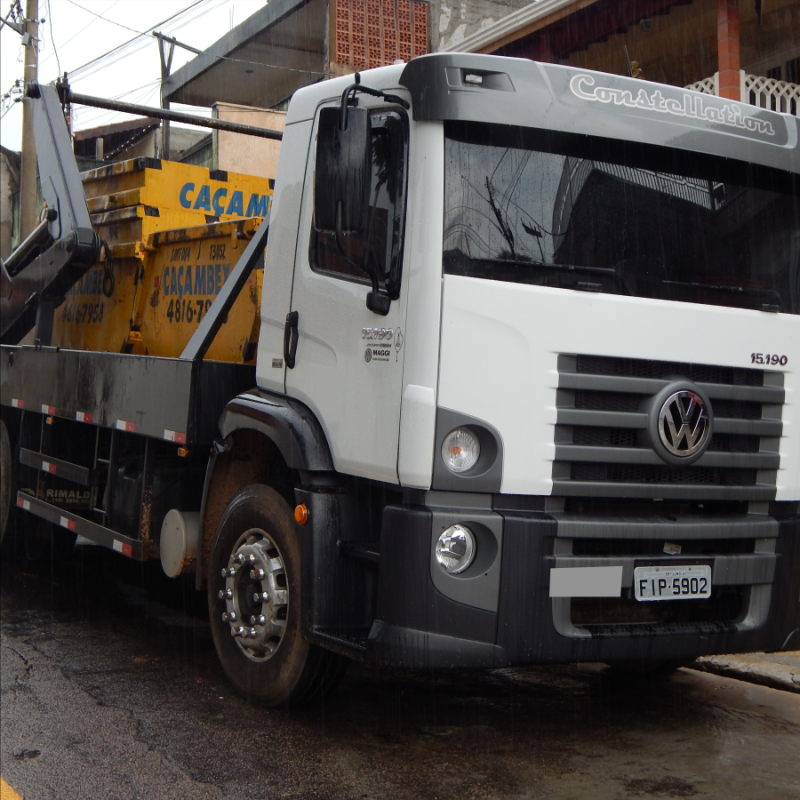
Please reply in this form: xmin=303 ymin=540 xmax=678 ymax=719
xmin=195 ymin=391 xmax=334 ymax=589
xmin=218 ymin=391 xmax=334 ymax=473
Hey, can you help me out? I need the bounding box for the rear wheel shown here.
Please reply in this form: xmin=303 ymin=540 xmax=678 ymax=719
xmin=207 ymin=484 xmax=348 ymax=707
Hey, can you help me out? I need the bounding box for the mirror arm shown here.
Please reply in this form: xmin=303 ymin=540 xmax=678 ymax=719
xmin=339 ymin=74 xmax=410 ymax=130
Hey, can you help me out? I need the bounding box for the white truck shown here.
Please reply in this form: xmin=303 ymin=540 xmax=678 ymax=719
xmin=2 ymin=53 xmax=799 ymax=706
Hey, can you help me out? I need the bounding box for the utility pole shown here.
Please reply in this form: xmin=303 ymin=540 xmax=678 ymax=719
xmin=20 ymin=0 xmax=39 ymax=239
xmin=158 ymin=36 xmax=175 ymax=160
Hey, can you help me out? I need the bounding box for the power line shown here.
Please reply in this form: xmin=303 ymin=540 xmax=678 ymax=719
xmin=0 ymin=79 xmax=24 ymax=121
xmin=64 ymin=0 xmax=151 ymax=36
xmin=73 ymin=0 xmax=226 ymax=80
xmin=71 ymin=79 xmax=162 ymax=125
xmin=153 ymin=31 xmax=328 ymax=77
xmin=38 ymin=0 xmax=122 ymax=69
xmin=69 ymin=0 xmax=226 ymax=87
xmin=68 ymin=0 xmax=209 ymax=78
xmin=44 ymin=0 xmax=61 ymax=75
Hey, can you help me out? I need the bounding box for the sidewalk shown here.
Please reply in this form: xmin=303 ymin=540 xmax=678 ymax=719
xmin=690 ymin=650 xmax=800 ymax=694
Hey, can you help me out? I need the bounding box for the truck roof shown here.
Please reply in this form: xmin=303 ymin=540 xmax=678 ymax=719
xmin=288 ymin=53 xmax=799 ymax=175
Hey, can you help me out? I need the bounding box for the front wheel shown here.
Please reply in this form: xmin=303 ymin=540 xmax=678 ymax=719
xmin=207 ymin=484 xmax=348 ymax=707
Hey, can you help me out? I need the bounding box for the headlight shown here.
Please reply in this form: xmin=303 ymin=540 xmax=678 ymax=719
xmin=441 ymin=427 xmax=480 ymax=473
xmin=435 ymin=524 xmax=476 ymax=574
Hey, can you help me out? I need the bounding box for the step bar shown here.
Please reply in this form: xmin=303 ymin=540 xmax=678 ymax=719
xmin=16 ymin=492 xmax=143 ymax=560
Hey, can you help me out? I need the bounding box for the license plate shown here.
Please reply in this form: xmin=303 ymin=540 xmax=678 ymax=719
xmin=633 ymin=565 xmax=712 ymax=602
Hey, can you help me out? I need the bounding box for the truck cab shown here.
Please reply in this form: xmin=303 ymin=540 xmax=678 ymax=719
xmin=237 ymin=53 xmax=799 ymax=680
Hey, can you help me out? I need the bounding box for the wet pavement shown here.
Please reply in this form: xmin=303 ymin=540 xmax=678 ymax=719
xmin=2 ymin=543 xmax=799 ymax=800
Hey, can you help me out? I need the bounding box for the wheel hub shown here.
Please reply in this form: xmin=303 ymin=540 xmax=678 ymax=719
xmin=220 ymin=530 xmax=288 ymax=662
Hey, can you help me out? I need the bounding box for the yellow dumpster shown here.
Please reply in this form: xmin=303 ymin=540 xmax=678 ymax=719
xmin=47 ymin=159 xmax=272 ymax=362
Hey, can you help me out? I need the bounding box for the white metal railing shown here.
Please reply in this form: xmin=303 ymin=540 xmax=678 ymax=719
xmin=685 ymin=70 xmax=799 ymax=117
xmin=685 ymin=74 xmax=718 ymax=96
xmin=744 ymin=73 xmax=800 ymax=116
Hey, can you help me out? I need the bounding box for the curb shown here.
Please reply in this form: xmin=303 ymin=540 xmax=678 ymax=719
xmin=690 ymin=653 xmax=800 ymax=694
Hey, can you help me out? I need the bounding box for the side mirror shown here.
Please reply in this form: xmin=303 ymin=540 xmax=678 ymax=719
xmin=314 ymin=106 xmax=371 ymax=235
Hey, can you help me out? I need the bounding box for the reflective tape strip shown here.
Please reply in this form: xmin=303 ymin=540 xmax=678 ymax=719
xmin=16 ymin=496 xmax=30 ymax=510
xmin=41 ymin=404 xmax=55 ymax=415
xmin=116 ymin=420 xmax=135 ymax=433
xmin=11 ymin=399 xmax=23 ymax=408
xmin=76 ymin=411 xmax=93 ymax=424
xmin=164 ymin=429 xmax=187 ymax=444
xmin=59 ymin=516 xmax=77 ymax=532
xmin=42 ymin=461 xmax=56 ymax=474
xmin=113 ymin=540 xmax=133 ymax=557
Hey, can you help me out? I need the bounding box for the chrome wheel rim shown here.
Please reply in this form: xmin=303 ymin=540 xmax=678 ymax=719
xmin=219 ymin=529 xmax=289 ymax=662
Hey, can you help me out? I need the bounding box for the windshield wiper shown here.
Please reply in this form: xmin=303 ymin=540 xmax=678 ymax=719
xmin=487 ymin=258 xmax=619 ymax=277
xmin=662 ymin=279 xmax=779 ymax=297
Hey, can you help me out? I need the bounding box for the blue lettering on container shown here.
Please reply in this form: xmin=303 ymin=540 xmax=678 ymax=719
xmin=194 ymin=264 xmax=206 ymax=295
xmin=245 ymin=193 xmax=268 ymax=217
xmin=193 ymin=185 xmax=211 ymax=212
xmin=225 ymin=191 xmax=243 ymax=216
xmin=179 ymin=183 xmax=195 ymax=209
xmin=212 ymin=188 xmax=228 ymax=216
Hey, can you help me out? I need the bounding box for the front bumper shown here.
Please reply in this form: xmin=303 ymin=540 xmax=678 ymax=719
xmin=364 ymin=499 xmax=800 ymax=669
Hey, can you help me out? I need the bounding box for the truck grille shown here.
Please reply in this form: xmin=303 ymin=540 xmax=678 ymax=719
xmin=553 ymin=354 xmax=783 ymax=501
xmin=571 ymin=590 xmax=744 ymax=633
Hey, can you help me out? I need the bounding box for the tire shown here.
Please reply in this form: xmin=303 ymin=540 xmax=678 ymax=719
xmin=207 ymin=484 xmax=348 ymax=707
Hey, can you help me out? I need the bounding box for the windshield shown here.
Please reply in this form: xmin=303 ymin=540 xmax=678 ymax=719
xmin=443 ymin=121 xmax=800 ymax=314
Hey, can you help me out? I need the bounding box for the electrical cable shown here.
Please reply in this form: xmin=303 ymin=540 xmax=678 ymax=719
xmin=69 ymin=0 xmax=225 ymax=86
xmin=65 ymin=0 xmax=147 ymax=36
xmin=68 ymin=0 xmax=209 ymax=78
xmin=0 ymin=94 xmax=23 ymax=121
xmin=71 ymin=79 xmax=162 ymax=125
xmin=38 ymin=0 xmax=122 ymax=69
xmin=152 ymin=31 xmax=328 ymax=77
xmin=44 ymin=0 xmax=61 ymax=75
xmin=72 ymin=81 xmax=165 ymax=127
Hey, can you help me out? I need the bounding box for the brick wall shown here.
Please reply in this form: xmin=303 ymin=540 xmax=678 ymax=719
xmin=334 ymin=0 xmax=429 ymax=71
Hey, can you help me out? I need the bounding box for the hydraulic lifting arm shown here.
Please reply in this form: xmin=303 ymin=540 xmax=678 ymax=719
xmin=0 ymin=82 xmax=101 ymax=346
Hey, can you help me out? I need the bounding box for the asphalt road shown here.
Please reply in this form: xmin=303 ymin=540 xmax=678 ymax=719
xmin=2 ymin=543 xmax=799 ymax=800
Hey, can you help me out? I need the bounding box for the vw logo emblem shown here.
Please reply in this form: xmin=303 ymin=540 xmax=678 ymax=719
xmin=658 ymin=391 xmax=711 ymax=457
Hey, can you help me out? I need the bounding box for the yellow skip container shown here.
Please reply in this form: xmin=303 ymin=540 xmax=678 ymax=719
xmin=48 ymin=159 xmax=272 ymax=362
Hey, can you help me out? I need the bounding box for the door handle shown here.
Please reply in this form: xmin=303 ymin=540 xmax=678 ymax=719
xmin=283 ymin=310 xmax=299 ymax=369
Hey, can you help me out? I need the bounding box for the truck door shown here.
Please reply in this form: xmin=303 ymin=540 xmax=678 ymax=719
xmin=285 ymin=106 xmax=410 ymax=483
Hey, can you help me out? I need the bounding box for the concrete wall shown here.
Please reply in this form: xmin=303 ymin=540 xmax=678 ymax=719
xmin=163 ymin=127 xmax=210 ymax=161
xmin=213 ymin=103 xmax=287 ymax=182
xmin=430 ymin=0 xmax=532 ymax=52
xmin=0 ymin=148 xmax=20 ymax=260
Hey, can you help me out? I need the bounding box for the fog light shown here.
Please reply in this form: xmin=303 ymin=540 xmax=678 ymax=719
xmin=435 ymin=524 xmax=476 ymax=574
xmin=441 ymin=427 xmax=480 ymax=473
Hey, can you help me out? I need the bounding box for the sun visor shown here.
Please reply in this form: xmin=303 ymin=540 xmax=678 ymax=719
xmin=400 ymin=54 xmax=799 ymax=174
